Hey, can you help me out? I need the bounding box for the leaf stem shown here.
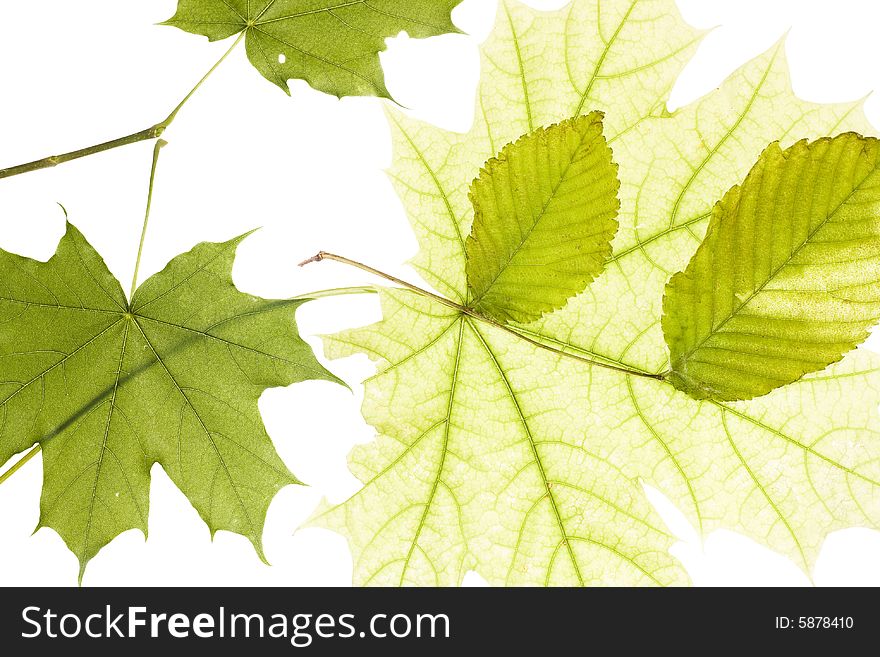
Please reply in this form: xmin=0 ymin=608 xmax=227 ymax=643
xmin=0 ymin=127 xmax=167 ymax=180
xmin=0 ymin=445 xmax=41 ymax=487
xmin=158 ymin=31 xmax=246 ymax=129
xmin=290 ymin=285 xmax=379 ymax=301
xmin=130 ymin=139 xmax=169 ymax=300
xmin=0 ymin=32 xmax=245 ymax=181
xmin=299 ymin=251 xmax=666 ymax=382
xmin=299 ymin=252 xmax=464 ymax=313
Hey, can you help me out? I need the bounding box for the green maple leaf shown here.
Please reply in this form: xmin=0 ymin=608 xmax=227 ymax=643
xmin=310 ymin=0 xmax=880 ymax=585
xmin=0 ymin=223 xmax=339 ymax=581
xmin=162 ymin=0 xmax=464 ymax=98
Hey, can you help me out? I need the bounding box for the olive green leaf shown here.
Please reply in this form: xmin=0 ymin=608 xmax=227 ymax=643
xmin=0 ymin=223 xmax=339 ymax=581
xmin=466 ymin=112 xmax=620 ymax=324
xmin=162 ymin=0 xmax=463 ymax=98
xmin=311 ymin=0 xmax=880 ymax=586
xmin=664 ymin=133 xmax=880 ymax=401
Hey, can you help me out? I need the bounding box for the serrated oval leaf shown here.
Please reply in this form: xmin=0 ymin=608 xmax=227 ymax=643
xmin=466 ymin=112 xmax=620 ymax=323
xmin=663 ymin=133 xmax=880 ymax=401
xmin=163 ymin=0 xmax=463 ymax=98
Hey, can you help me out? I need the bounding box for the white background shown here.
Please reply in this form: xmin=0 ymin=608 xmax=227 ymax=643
xmin=1 ymin=0 xmax=880 ymax=586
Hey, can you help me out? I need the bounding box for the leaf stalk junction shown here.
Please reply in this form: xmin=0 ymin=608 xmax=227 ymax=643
xmin=0 ymin=32 xmax=245 ymax=180
xmin=298 ymin=251 xmax=669 ymax=382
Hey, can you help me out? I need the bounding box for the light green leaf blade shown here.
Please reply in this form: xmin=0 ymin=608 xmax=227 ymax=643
xmin=466 ymin=112 xmax=620 ymax=323
xmin=664 ymin=133 xmax=880 ymax=401
xmin=594 ymin=353 xmax=880 ymax=573
xmin=0 ymin=223 xmax=339 ymax=580
xmin=163 ymin=0 xmax=463 ymax=98
xmin=318 ymin=0 xmax=880 ymax=584
xmin=312 ymin=289 xmax=686 ymax=586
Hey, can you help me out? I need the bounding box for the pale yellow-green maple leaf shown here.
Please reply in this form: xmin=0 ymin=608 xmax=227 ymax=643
xmin=311 ymin=0 xmax=880 ymax=585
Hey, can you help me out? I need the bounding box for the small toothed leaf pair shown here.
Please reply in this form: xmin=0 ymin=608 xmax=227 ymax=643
xmin=456 ymin=101 xmax=880 ymax=406
xmin=0 ymin=224 xmax=340 ymax=580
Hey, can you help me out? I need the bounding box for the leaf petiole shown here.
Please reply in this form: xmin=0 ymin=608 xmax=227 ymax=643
xmin=157 ymin=31 xmax=246 ymax=130
xmin=299 ymin=251 xmax=666 ymax=382
xmin=130 ymin=139 xmax=169 ymax=300
xmin=290 ymin=285 xmax=379 ymax=301
xmin=0 ymin=445 xmax=41 ymax=487
xmin=0 ymin=32 xmax=245 ymax=181
xmin=299 ymin=252 xmax=466 ymax=314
